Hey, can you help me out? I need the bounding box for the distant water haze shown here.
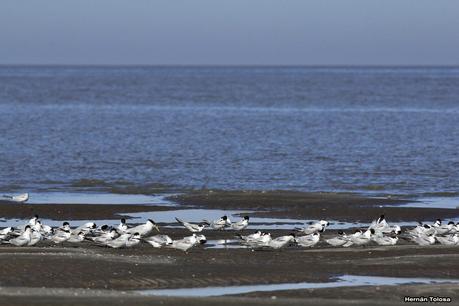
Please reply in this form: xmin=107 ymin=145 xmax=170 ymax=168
xmin=1 ymin=66 xmax=458 ymax=195
xmin=1 ymin=0 xmax=459 ymax=65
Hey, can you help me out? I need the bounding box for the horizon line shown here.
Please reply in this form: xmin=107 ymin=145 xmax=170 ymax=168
xmin=1 ymin=63 xmax=459 ymax=68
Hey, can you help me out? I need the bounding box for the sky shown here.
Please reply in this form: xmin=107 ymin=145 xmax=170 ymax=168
xmin=1 ymin=0 xmax=458 ymax=66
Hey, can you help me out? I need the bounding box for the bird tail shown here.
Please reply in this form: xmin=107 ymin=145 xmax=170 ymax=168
xmin=202 ymin=220 xmax=211 ymax=226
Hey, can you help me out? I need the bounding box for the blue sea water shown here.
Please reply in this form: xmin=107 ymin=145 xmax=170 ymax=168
xmin=0 ymin=66 xmax=458 ymax=195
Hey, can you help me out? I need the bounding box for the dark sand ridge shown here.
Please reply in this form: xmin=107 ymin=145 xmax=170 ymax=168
xmin=0 ymin=203 xmax=175 ymax=220
xmin=169 ymin=190 xmax=459 ymax=222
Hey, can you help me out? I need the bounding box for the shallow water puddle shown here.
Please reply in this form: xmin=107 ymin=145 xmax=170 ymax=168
xmin=127 ymin=209 xmax=366 ymax=230
xmin=204 ymin=239 xmax=248 ymax=249
xmin=393 ymin=197 xmax=459 ymax=209
xmin=136 ymin=275 xmax=459 ymax=297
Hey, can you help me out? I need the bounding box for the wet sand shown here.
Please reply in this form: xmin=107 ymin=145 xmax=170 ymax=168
xmin=0 ymin=203 xmax=175 ymax=220
xmin=0 ymin=191 xmax=458 ymax=305
xmin=170 ymin=190 xmax=459 ymax=222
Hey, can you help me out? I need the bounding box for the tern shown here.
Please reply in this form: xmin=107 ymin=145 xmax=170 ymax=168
xmin=126 ymin=219 xmax=159 ymax=236
xmin=51 ymin=230 xmax=71 ymax=244
xmin=29 ymin=215 xmax=40 ymax=227
xmin=39 ymin=222 xmax=53 ymax=235
xmin=144 ymin=234 xmax=173 ymax=248
xmin=325 ymin=231 xmax=349 ymax=247
xmin=203 ymin=215 xmax=231 ymax=230
xmin=106 ymin=233 xmax=133 ymax=248
xmin=117 ymin=218 xmax=128 ymax=233
xmin=435 ymin=234 xmax=458 ymax=246
xmin=242 ymin=232 xmax=272 ymax=247
xmin=0 ymin=227 xmax=13 ymax=241
xmin=67 ymin=232 xmax=86 ymax=243
xmin=169 ymin=234 xmax=206 ymax=251
xmin=230 ymin=216 xmax=250 ymax=231
xmin=434 ymin=221 xmax=456 ymax=235
xmin=72 ymin=222 xmax=96 ymax=235
xmin=368 ymin=215 xmax=401 ymax=235
xmin=175 ymin=217 xmax=206 ymax=233
xmin=295 ymin=220 xmax=329 ymax=235
xmin=369 ymin=214 xmax=388 ymax=230
xmin=296 ymin=232 xmax=320 ymax=248
xmin=372 ymin=234 xmax=398 ymax=246
xmin=125 ymin=233 xmax=141 ymax=248
xmin=343 ymin=229 xmax=373 ymax=247
xmin=409 ymin=233 xmax=436 ymax=246
xmin=2 ymin=193 xmax=29 ymax=203
xmin=235 ymin=231 xmax=262 ymax=242
xmin=6 ymin=226 xmax=32 ymax=246
xmin=89 ymin=229 xmax=119 ymax=244
xmin=265 ymin=233 xmax=295 ymax=249
xmin=28 ymin=230 xmax=43 ymax=246
xmin=404 ymin=222 xmax=435 ymax=237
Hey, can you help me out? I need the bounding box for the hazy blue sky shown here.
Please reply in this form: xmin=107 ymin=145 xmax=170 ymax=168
xmin=1 ymin=0 xmax=458 ymax=65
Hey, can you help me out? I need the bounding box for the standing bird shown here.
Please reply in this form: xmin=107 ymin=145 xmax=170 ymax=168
xmin=117 ymin=218 xmax=128 ymax=233
xmin=230 ymin=216 xmax=250 ymax=231
xmin=29 ymin=215 xmax=40 ymax=227
xmin=203 ymin=216 xmax=231 ymax=230
xmin=175 ymin=218 xmax=206 ymax=233
xmin=126 ymin=219 xmax=160 ymax=236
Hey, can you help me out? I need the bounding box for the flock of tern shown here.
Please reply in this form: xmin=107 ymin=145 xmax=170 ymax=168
xmin=0 ymin=214 xmax=458 ymax=251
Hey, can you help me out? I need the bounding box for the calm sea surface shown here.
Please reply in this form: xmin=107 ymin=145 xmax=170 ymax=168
xmin=1 ymin=66 xmax=458 ymax=196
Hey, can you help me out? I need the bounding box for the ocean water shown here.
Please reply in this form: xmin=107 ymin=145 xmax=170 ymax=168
xmin=1 ymin=66 xmax=458 ymax=196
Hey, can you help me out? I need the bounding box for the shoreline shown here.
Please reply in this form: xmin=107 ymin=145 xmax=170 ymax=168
xmin=0 ymin=190 xmax=458 ymax=305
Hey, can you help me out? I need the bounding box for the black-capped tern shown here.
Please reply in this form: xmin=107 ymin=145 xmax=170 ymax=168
xmin=230 ymin=216 xmax=250 ymax=231
xmin=296 ymin=232 xmax=320 ymax=247
xmin=295 ymin=220 xmax=329 ymax=235
xmin=175 ymin=217 xmax=206 ymax=233
xmin=126 ymin=219 xmax=159 ymax=236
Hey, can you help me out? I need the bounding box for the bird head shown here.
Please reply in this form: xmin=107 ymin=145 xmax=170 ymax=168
xmin=148 ymin=219 xmax=160 ymax=232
